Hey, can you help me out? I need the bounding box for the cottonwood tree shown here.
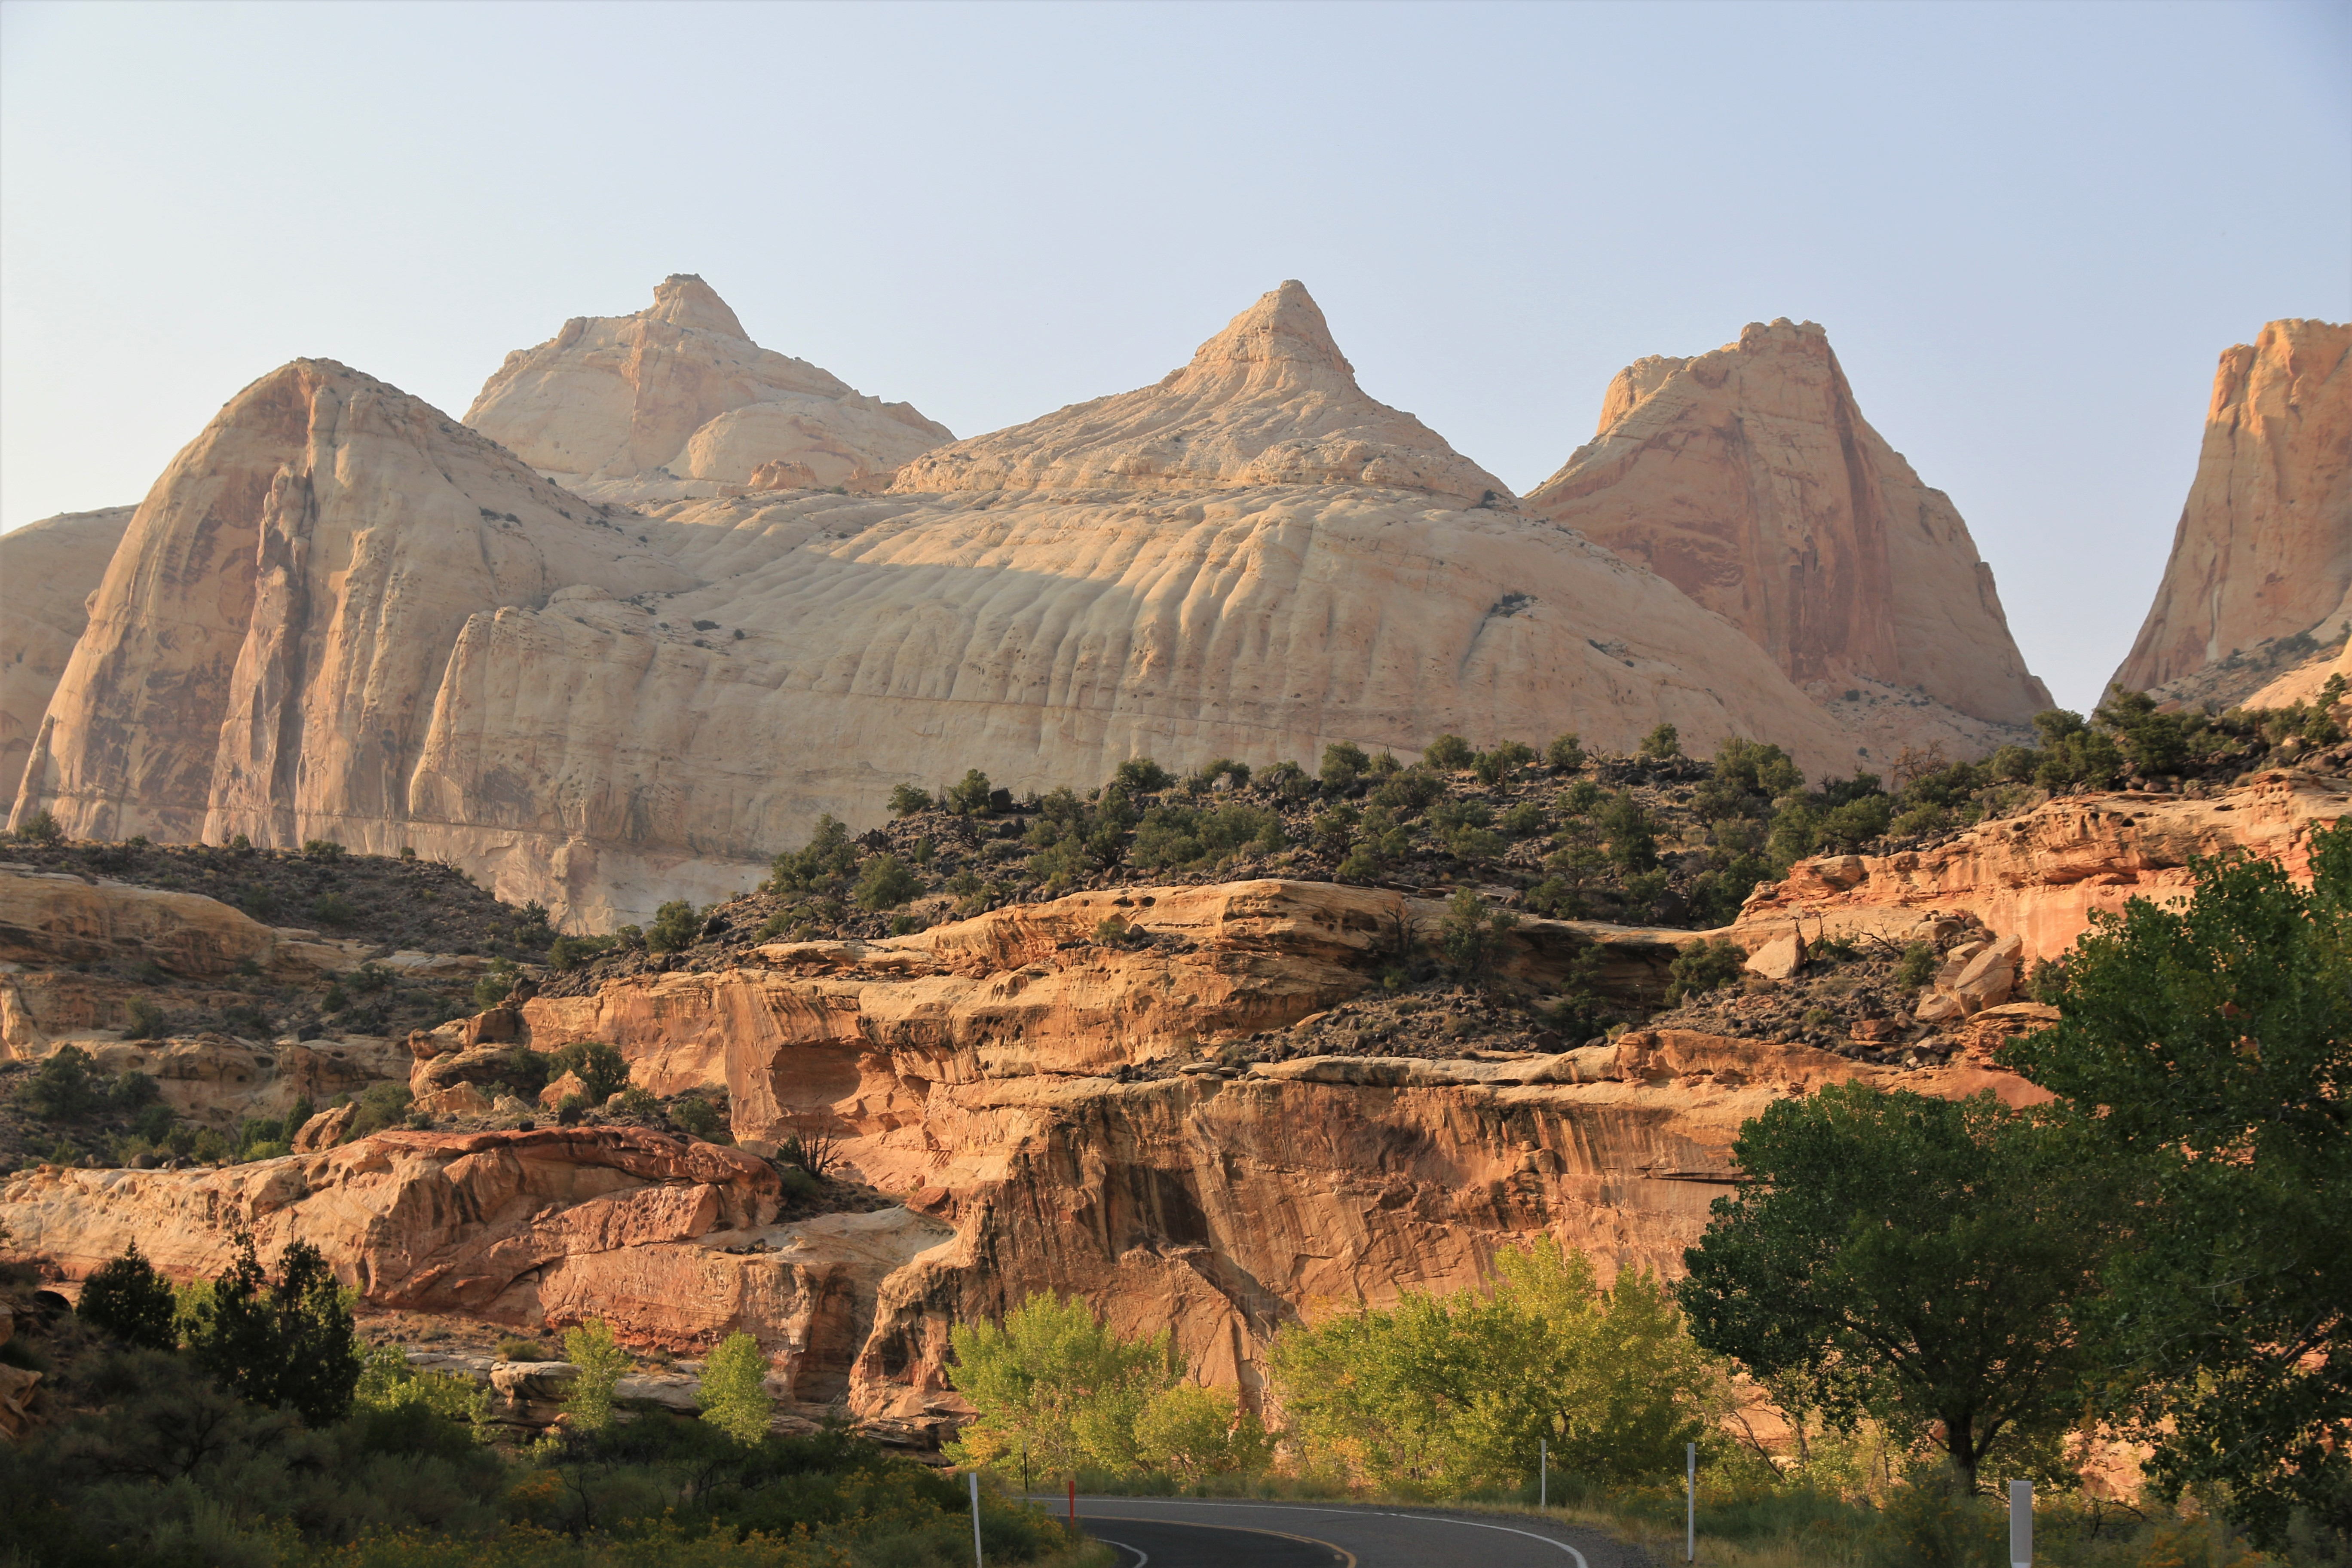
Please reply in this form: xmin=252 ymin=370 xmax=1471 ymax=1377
xmin=1675 ymin=1084 xmax=2119 ymax=1493
xmin=946 ymin=1293 xmax=1178 ymax=1477
xmin=2004 ymin=822 xmax=2352 ymax=1544
xmin=1271 ymin=1239 xmax=1719 ymax=1492
xmin=697 ymin=1332 xmax=775 ymax=1446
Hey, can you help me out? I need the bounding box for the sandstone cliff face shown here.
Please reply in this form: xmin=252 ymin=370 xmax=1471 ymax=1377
xmin=1733 ymin=769 xmax=2351 ymax=960
xmin=0 ymin=507 xmax=132 ymax=804
xmin=1524 ymin=319 xmax=2052 ymax=727
xmin=2113 ymin=319 xmax=2352 ymax=696
xmin=9 ymin=360 xmax=693 ymax=858
xmin=889 ymin=282 xmax=1508 ymax=503
xmin=466 ymin=275 xmax=951 ymax=501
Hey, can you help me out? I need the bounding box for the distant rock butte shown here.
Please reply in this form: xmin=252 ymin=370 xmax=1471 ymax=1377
xmin=0 ymin=506 xmax=132 ymax=803
xmin=2113 ymin=319 xmax=2352 ymax=697
xmin=1525 ymin=318 xmax=2052 ymax=727
xmin=466 ymin=274 xmax=951 ymax=503
xmin=889 ymin=281 xmax=1510 ymax=503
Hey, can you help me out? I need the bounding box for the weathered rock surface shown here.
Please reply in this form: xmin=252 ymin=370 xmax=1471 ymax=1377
xmin=8 ymin=290 xmax=2043 ymax=931
xmin=1735 ymin=770 xmax=2352 ymax=960
xmin=0 ymin=506 xmax=132 ymax=805
xmin=1525 ymin=319 xmax=2051 ymax=727
xmin=9 ymin=359 xmax=693 ymax=864
xmin=889 ymin=281 xmax=1508 ymax=503
xmin=2113 ymin=319 xmax=2352 ymax=696
xmin=466 ymin=275 xmax=950 ymax=502
xmin=0 ymin=864 xmax=371 ymax=983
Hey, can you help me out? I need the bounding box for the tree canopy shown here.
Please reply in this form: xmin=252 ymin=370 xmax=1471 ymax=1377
xmin=2003 ymin=819 xmax=2352 ymax=1543
xmin=1675 ymin=1083 xmax=2118 ymax=1492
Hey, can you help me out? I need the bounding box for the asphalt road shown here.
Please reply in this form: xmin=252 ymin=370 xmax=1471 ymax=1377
xmin=1035 ymin=1495 xmax=1650 ymax=1568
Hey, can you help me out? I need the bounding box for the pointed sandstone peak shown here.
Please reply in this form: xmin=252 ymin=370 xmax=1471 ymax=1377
xmin=646 ymin=273 xmax=748 ymax=339
xmin=2111 ymin=318 xmax=2352 ymax=698
xmin=1525 ymin=318 xmax=2051 ymax=728
xmin=467 ymin=276 xmax=951 ymax=499
xmin=890 ymin=280 xmax=1510 ymax=504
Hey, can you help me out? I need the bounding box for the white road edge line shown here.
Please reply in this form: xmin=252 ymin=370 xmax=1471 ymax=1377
xmin=1093 ymin=1538 xmax=1149 ymax=1567
xmin=1075 ymin=1498 xmax=1590 ymax=1567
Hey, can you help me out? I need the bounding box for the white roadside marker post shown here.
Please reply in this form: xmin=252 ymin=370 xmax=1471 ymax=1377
xmin=2010 ymin=1479 xmax=2032 ymax=1568
xmin=1686 ymin=1441 xmax=1697 ymax=1562
xmin=1540 ymin=1436 xmax=1548 ymax=1509
xmin=970 ymin=1470 xmax=985 ymax=1567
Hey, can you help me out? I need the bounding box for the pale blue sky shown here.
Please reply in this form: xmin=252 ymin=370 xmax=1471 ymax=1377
xmin=3 ymin=0 xmax=2346 ymax=710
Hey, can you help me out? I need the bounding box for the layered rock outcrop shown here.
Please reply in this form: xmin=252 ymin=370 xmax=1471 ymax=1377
xmin=1733 ymin=769 xmax=2352 ymax=960
xmin=466 ymin=275 xmax=951 ymax=502
xmin=1525 ymin=319 xmax=2051 ymax=727
xmin=2113 ymin=319 xmax=2352 ymax=698
xmin=0 ymin=507 xmax=132 ymax=803
xmin=888 ymin=281 xmax=1508 ymax=503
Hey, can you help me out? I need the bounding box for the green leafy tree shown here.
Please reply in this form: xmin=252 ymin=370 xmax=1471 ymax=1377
xmin=945 ymin=769 xmax=995 ymax=815
xmin=1544 ymin=732 xmax=1586 ymax=772
xmin=2002 ymin=822 xmax=2352 ymax=1544
xmin=1439 ymin=888 xmax=1517 ymax=981
xmin=546 ymin=1041 xmax=631 ymax=1102
xmin=646 ymin=899 xmax=701 ymax=953
xmin=888 ymin=783 xmax=933 ymax=816
xmin=184 ymin=1233 xmax=362 ymax=1424
xmin=1664 ymin=937 xmax=1747 ymax=1006
xmin=560 ymin=1318 xmax=631 ymax=1432
xmin=946 ymin=1292 xmax=1178 ymax=1477
xmin=1597 ymin=791 xmax=1658 ymax=873
xmin=1114 ymin=757 xmax=1173 ymax=794
xmin=1676 ymin=1083 xmax=2118 ymax=1492
xmin=697 ymin=1331 xmax=775 ymax=1445
xmin=18 ymin=1044 xmax=103 ymax=1117
xmin=1422 ymin=734 xmax=1473 ymax=770
xmin=1639 ymin=722 xmax=1681 ymax=760
xmin=355 ymin=1341 xmax=491 ymax=1433
xmin=854 ymin=852 xmax=922 ymax=911
xmin=1320 ymin=741 xmax=1371 ymax=791
xmin=1133 ymin=1383 xmax=1272 ymax=1481
xmin=77 ymin=1242 xmax=179 ymax=1351
xmin=1270 ymin=1239 xmax=1718 ymax=1492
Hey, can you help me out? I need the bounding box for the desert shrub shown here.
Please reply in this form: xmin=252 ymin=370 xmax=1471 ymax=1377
xmin=19 ymin=1044 xmax=105 ymax=1118
xmin=547 ymin=1041 xmax=630 ymax=1102
xmin=1115 ymin=757 xmax=1174 ymax=794
xmin=1260 ymin=760 xmax=1313 ymax=802
xmin=1598 ymin=791 xmax=1658 ymax=872
xmin=14 ymin=809 xmax=62 ymax=845
xmin=769 ymin=815 xmax=859 ymax=893
xmin=1423 ymin=734 xmax=1473 ymax=770
xmin=887 ymin=783 xmax=933 ymax=816
xmin=671 ymin=1093 xmax=729 ymax=1143
xmin=347 ymin=1080 xmax=414 ymax=1139
xmin=1439 ymin=888 xmax=1516 ymax=981
xmin=1197 ymin=757 xmax=1251 ymax=790
xmin=312 ymin=891 xmax=358 ymax=926
xmin=612 ymin=1085 xmax=660 ymax=1121
xmin=1130 ymin=804 xmax=1283 ymax=870
xmin=944 ymin=769 xmax=995 ymax=815
xmin=556 ymin=1094 xmax=586 ymax=1125
xmin=1898 ymin=942 xmax=1937 ymax=989
xmin=1545 ymin=732 xmax=1586 ymax=771
xmin=1665 ymin=937 xmax=1748 ymax=1006
xmin=1639 ymin=722 xmax=1682 ymax=760
xmin=302 ymin=838 xmax=345 ymax=861
xmin=854 ymin=853 xmax=922 ymax=911
xmin=646 ymin=899 xmax=701 ymax=953
xmin=1320 ymin=741 xmax=1371 ymax=791
xmin=78 ymin=1242 xmax=180 ymax=1351
xmin=1473 ymin=739 xmax=1537 ymax=785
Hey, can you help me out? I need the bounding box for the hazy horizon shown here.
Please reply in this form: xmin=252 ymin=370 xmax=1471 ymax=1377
xmin=3 ymin=0 xmax=2346 ymax=714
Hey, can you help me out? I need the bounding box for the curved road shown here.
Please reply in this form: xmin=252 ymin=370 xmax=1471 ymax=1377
xmin=1032 ymin=1494 xmax=1650 ymax=1568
